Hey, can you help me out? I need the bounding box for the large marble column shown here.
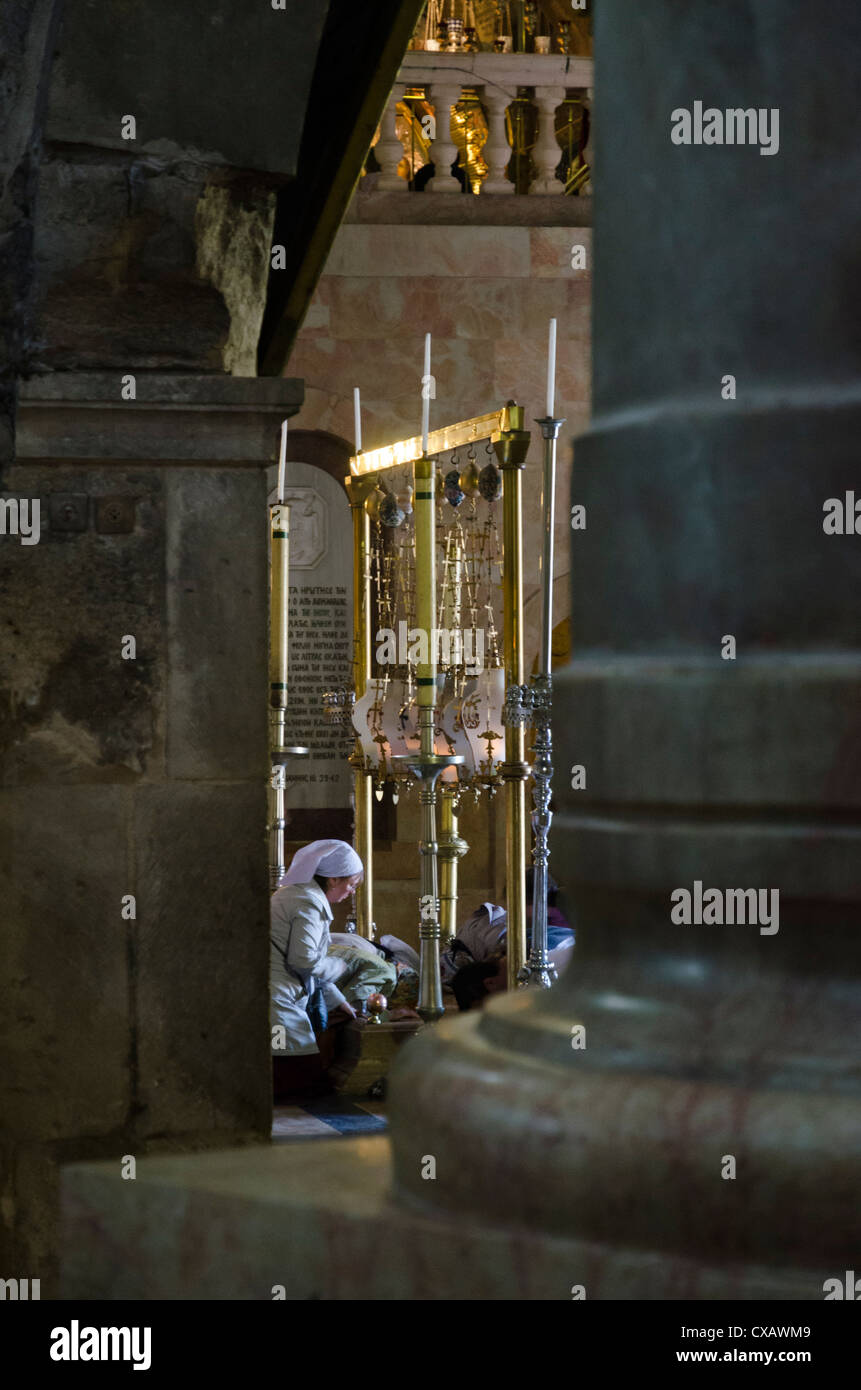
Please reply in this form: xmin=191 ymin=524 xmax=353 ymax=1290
xmin=386 ymin=0 xmax=861 ymax=1293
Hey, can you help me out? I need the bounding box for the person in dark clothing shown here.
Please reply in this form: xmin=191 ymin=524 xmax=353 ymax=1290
xmin=451 ymin=957 xmax=506 ymax=1012
xmin=450 ymin=871 xmax=575 ymax=1009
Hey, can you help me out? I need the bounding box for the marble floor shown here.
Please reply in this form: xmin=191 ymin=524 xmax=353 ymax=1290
xmin=272 ymin=1096 xmax=388 ymax=1142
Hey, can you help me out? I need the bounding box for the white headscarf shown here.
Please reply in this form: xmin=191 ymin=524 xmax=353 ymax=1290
xmin=280 ymin=838 xmax=364 ymax=888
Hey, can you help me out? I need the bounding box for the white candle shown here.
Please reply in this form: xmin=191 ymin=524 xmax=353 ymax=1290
xmin=546 ymin=318 xmax=557 ymax=418
xmin=421 ymin=332 xmax=431 ymax=455
xmin=276 ymin=418 xmax=288 ymax=502
xmin=353 ymin=387 xmax=362 ymax=453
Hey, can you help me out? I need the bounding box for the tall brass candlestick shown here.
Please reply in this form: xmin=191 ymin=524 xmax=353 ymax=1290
xmin=397 ymin=453 xmax=461 ymax=1022
xmin=346 ymin=475 xmax=375 ymax=938
xmin=505 ymin=413 xmax=565 ymax=987
xmin=414 ymin=453 xmax=436 ymax=706
xmin=269 ymin=500 xmax=308 ymax=890
xmin=532 ymin=414 xmax=564 ymax=985
xmin=440 ymin=536 xmax=467 ymax=942
xmin=270 ymin=500 xmax=289 ymax=708
xmin=494 ymin=402 xmax=531 ymax=989
xmin=439 ymin=781 xmax=468 ymax=943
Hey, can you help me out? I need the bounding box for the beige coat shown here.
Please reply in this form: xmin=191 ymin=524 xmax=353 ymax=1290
xmin=270 ymin=881 xmax=349 ymax=1056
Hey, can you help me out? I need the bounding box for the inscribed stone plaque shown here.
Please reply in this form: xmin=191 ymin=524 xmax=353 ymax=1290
xmin=268 ymin=461 xmax=353 ymax=809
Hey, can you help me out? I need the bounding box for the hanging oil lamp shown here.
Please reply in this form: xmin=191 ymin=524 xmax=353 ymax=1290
xmin=365 ymin=485 xmax=386 ymax=522
xmin=479 ymin=460 xmax=502 ymax=500
xmin=445 ymin=468 xmax=466 ymax=507
xmin=459 ymin=452 xmax=481 ymax=497
xmin=379 ymin=488 xmax=405 ymax=528
xmin=398 ymin=482 xmax=414 ymax=517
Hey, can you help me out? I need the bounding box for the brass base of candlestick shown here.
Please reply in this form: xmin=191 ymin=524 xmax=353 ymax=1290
xmin=494 ymin=403 xmax=532 ymax=987
xmin=439 ymin=784 xmax=469 ymax=946
xmin=504 ymin=412 xmax=565 ymax=987
xmin=506 ymin=674 xmax=556 ymax=989
xmin=395 ymin=751 xmax=464 ymax=1024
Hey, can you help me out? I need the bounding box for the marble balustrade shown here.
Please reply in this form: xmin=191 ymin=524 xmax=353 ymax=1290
xmin=374 ymin=51 xmax=593 ymax=195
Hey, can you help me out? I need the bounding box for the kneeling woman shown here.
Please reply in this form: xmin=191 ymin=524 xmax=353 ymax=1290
xmin=270 ymin=839 xmax=363 ymax=1061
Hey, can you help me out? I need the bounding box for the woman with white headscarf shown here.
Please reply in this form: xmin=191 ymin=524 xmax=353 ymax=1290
xmin=270 ymin=839 xmax=364 ymax=1057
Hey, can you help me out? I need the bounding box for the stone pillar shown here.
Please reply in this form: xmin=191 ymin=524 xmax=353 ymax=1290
xmin=532 ymin=85 xmax=565 ymax=194
xmin=375 ymin=86 xmax=408 ymax=192
xmin=1 ymin=374 xmax=301 ymax=1291
xmin=480 ymin=87 xmax=513 ymax=194
xmin=386 ymin=0 xmax=861 ymax=1293
xmin=428 ymin=83 xmax=463 ymax=193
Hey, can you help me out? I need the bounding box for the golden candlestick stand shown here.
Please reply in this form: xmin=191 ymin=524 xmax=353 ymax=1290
xmin=504 ymin=414 xmax=565 ymax=989
xmin=398 ymin=744 xmax=464 ymax=1021
xmin=346 ymin=473 xmax=376 ymax=937
xmin=269 ymin=499 xmax=307 ymax=890
xmin=346 ymin=404 xmax=530 ymax=997
xmin=394 ymin=451 xmax=463 ymax=1022
xmin=493 ymin=403 xmax=531 ymax=988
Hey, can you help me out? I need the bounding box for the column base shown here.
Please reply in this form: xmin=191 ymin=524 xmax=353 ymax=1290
xmin=60 ymin=1136 xmax=829 ymax=1300
xmin=387 ymin=995 xmax=861 ymax=1278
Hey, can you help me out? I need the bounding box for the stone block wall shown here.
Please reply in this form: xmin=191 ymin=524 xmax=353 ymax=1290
xmin=0 ymin=444 xmax=281 ymax=1291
